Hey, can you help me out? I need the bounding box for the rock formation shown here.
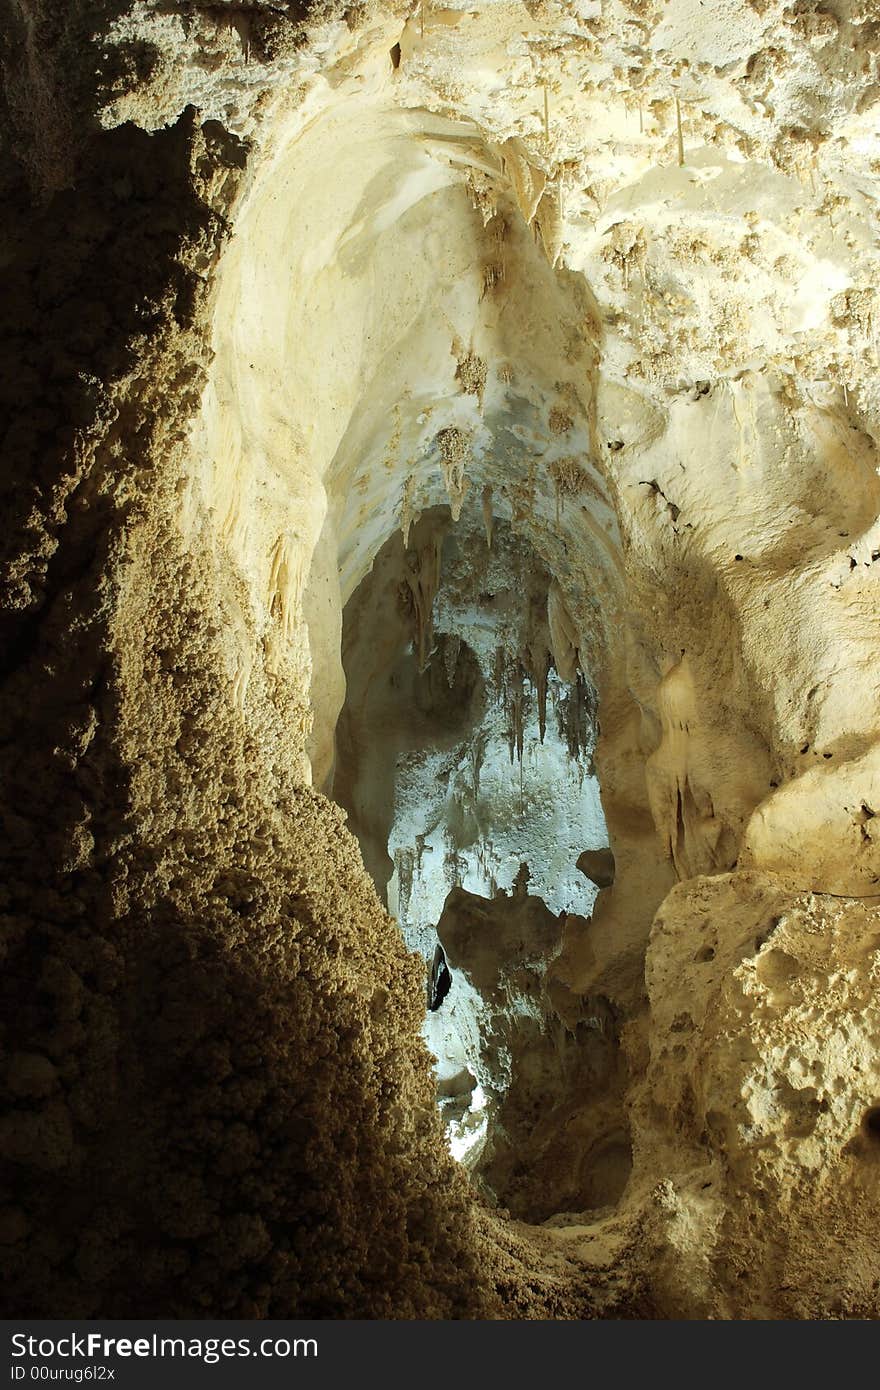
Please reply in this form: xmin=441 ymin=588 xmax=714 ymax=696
xmin=2 ymin=0 xmax=880 ymax=1320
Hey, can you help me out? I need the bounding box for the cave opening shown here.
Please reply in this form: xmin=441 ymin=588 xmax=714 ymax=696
xmin=862 ymin=1106 xmax=880 ymax=1141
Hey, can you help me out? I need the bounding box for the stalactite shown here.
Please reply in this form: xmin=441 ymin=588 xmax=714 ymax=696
xmin=475 ymin=839 xmax=493 ymax=894
xmin=496 ymin=648 xmax=512 ymax=760
xmin=443 ymin=828 xmax=462 ymax=891
xmin=444 ymin=631 xmax=461 ymax=687
xmin=509 ymin=460 xmax=538 ymax=530
xmin=395 ymin=846 xmax=416 ymax=923
xmin=404 ymin=531 xmax=443 ymax=672
xmin=456 ymin=351 xmax=487 ymax=410
xmin=481 ymin=262 xmax=504 ymax=298
xmin=501 ymin=656 xmax=527 ymax=764
xmin=400 ymin=474 xmax=419 ymax=548
xmin=493 ymin=644 xmax=536 ymax=766
xmin=548 ymin=457 xmax=596 ymax=515
xmin=482 ymin=484 xmax=494 ymax=548
xmin=267 ymin=533 xmax=303 ymax=642
xmin=513 ymin=674 xmax=524 ymax=763
xmin=469 ymin=730 xmax=487 ymax=800
xmin=547 ymin=578 xmax=580 ymax=683
xmin=436 ymin=426 xmax=470 ymax=521
xmin=523 ymin=644 xmax=550 ymax=743
xmin=556 ymin=671 xmax=595 ymax=761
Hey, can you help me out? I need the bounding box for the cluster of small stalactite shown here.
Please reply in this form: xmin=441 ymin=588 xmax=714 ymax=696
xmin=399 ymin=532 xmax=444 ymax=672
xmin=490 ymin=641 xmax=596 ymax=767
xmin=556 ymin=671 xmax=596 ymax=762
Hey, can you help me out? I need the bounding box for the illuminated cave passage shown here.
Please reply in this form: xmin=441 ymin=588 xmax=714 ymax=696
xmin=333 ymin=503 xmax=631 ymax=1217
xmin=6 ymin=0 xmax=880 ymax=1322
xmin=199 ymin=74 xmax=645 ymax=1221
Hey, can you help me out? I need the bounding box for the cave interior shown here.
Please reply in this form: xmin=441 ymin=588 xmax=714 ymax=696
xmin=2 ymin=0 xmax=880 ymax=1321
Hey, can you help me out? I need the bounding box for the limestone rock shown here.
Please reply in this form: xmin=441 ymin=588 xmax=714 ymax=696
xmin=577 ymin=848 xmax=616 ymax=889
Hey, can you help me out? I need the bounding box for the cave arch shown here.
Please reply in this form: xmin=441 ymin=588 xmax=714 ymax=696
xmin=183 ymin=90 xmax=654 ymax=1220
xmin=187 ymin=95 xmax=628 ymax=758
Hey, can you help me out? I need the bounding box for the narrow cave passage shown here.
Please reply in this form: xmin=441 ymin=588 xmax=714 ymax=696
xmin=332 ymin=497 xmax=630 ymax=1219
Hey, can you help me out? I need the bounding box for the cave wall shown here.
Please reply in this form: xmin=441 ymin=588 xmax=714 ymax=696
xmin=2 ymin=0 xmax=880 ymax=1320
xmin=0 ymin=9 xmax=512 ymax=1319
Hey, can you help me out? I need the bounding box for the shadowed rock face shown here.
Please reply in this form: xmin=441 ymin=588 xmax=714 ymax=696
xmin=433 ymin=884 xmax=631 ymax=1223
xmin=578 ymin=849 xmax=616 ymax=890
xmin=3 ymin=0 xmax=880 ymax=1321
